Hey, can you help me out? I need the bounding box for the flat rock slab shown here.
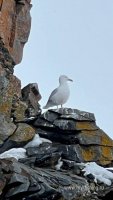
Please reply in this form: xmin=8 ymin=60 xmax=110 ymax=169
xmin=34 ymin=108 xmax=96 ymax=131
xmin=42 ymin=108 xmax=96 ymax=122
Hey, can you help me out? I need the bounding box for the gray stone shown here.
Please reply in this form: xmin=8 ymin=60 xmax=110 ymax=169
xmin=34 ymin=117 xmax=56 ymax=128
xmin=37 ymin=128 xmax=79 ymax=144
xmin=6 ymin=175 xmax=30 ymax=198
xmin=0 ymin=159 xmax=90 ymax=199
xmin=9 ymin=123 xmax=35 ymax=143
xmin=26 ymin=142 xmax=54 ymax=156
xmin=0 ymin=39 xmax=15 ymax=73
xmin=22 ymin=83 xmax=41 ymax=117
xmin=0 ymin=152 xmax=113 ymax=200
xmin=50 ymin=108 xmax=95 ymax=121
xmin=54 ymin=119 xmax=76 ymax=130
xmin=21 ymin=143 xmax=61 ymax=168
xmin=41 ymin=110 xmax=60 ymax=122
xmin=0 ymin=174 xmax=6 ymax=196
xmin=0 ymin=115 xmax=16 ymax=141
xmin=11 ymin=94 xmax=28 ymax=122
xmin=77 ymin=131 xmax=101 ymax=145
xmin=8 ymin=173 xmax=29 ymax=185
xmin=24 ymin=143 xmax=83 ymax=164
xmin=0 ymin=123 xmax=35 ymax=153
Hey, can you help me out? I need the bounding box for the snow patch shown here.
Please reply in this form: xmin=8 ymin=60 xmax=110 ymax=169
xmin=83 ymin=162 xmax=113 ymax=186
xmin=55 ymin=157 xmax=63 ymax=170
xmin=24 ymin=134 xmax=52 ymax=148
xmin=106 ymin=167 xmax=113 ymax=171
xmin=0 ymin=148 xmax=26 ymax=160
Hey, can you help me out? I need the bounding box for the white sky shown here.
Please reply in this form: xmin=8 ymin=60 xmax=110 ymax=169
xmin=15 ymin=0 xmax=113 ymax=138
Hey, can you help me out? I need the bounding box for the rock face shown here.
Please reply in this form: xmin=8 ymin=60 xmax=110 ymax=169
xmin=0 ymin=0 xmax=32 ymax=64
xmin=0 ymin=0 xmax=41 ymax=150
xmin=0 ymin=0 xmax=113 ymax=200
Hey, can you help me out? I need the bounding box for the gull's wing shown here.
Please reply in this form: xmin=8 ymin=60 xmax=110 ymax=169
xmin=48 ymin=88 xmax=58 ymax=100
xmin=43 ymin=88 xmax=58 ymax=108
xmin=46 ymin=88 xmax=58 ymax=104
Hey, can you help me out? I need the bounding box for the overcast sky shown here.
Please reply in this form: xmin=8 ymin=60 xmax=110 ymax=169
xmin=15 ymin=0 xmax=113 ymax=138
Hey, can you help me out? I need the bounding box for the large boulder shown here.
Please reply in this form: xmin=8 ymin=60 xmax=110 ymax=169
xmin=0 ymin=123 xmax=35 ymax=153
xmin=10 ymin=123 xmax=35 ymax=143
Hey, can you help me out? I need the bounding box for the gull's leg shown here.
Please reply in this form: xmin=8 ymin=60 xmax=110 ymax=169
xmin=61 ymin=104 xmax=63 ymax=108
xmin=57 ymin=105 xmax=58 ymax=109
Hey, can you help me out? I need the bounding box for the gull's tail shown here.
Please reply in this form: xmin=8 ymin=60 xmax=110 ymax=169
xmin=43 ymin=104 xmax=50 ymax=109
xmin=43 ymin=105 xmax=48 ymax=109
xmin=43 ymin=101 xmax=54 ymax=109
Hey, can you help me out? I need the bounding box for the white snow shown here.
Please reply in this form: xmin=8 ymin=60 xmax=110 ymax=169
xmin=0 ymin=135 xmax=52 ymax=160
xmin=27 ymin=117 xmax=35 ymax=120
xmin=0 ymin=148 xmax=26 ymax=160
xmin=106 ymin=167 xmax=113 ymax=171
xmin=82 ymin=162 xmax=113 ymax=186
xmin=55 ymin=157 xmax=63 ymax=170
xmin=24 ymin=134 xmax=52 ymax=148
xmin=41 ymin=137 xmax=52 ymax=144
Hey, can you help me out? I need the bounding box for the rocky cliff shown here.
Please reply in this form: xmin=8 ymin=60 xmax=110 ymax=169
xmin=0 ymin=1 xmax=113 ymax=200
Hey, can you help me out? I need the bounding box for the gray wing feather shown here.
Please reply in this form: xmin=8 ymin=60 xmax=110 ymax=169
xmin=48 ymin=88 xmax=58 ymax=101
xmin=47 ymin=88 xmax=58 ymax=104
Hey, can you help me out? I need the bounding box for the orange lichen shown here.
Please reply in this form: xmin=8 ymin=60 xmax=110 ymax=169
xmin=80 ymin=130 xmax=99 ymax=137
xmin=10 ymin=123 xmax=35 ymax=142
xmin=99 ymin=160 xmax=112 ymax=166
xmin=101 ymin=146 xmax=113 ymax=160
xmin=76 ymin=122 xmax=97 ymax=131
xmin=81 ymin=146 xmax=96 ymax=162
xmin=101 ymin=131 xmax=113 ymax=146
xmin=80 ymin=130 xmax=113 ymax=147
xmin=0 ymin=102 xmax=11 ymax=115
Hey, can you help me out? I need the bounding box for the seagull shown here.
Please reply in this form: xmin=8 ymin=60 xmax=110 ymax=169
xmin=43 ymin=75 xmax=73 ymax=109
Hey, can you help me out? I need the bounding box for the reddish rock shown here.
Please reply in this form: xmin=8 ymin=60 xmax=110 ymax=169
xmin=0 ymin=0 xmax=31 ymax=64
xmin=0 ymin=0 xmax=41 ymax=149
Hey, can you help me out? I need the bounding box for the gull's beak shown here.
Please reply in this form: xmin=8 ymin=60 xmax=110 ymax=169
xmin=68 ymin=78 xmax=73 ymax=82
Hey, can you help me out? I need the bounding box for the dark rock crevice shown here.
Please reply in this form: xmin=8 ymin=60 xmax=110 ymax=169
xmin=0 ymin=38 xmax=15 ymax=74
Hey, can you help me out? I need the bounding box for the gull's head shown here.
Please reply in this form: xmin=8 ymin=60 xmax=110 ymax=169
xmin=59 ymin=75 xmax=73 ymax=84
